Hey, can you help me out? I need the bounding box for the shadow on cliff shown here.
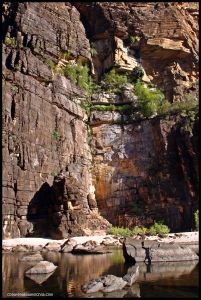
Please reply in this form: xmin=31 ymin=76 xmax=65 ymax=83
xmin=27 ymin=182 xmax=54 ymax=237
xmin=165 ymin=122 xmax=198 ymax=232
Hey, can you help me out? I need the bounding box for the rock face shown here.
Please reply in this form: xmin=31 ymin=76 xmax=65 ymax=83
xmin=123 ymin=238 xmax=199 ymax=263
xmin=25 ymin=261 xmax=57 ymax=274
xmin=91 ymin=112 xmax=199 ymax=231
xmin=75 ymin=2 xmax=199 ymax=101
xmin=2 ymin=2 xmax=199 ymax=238
xmin=2 ymin=2 xmax=110 ymax=239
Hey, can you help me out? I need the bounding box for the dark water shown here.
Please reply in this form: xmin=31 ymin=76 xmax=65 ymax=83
xmin=2 ymin=249 xmax=199 ymax=298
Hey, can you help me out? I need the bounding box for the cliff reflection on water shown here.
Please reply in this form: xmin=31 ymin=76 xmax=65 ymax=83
xmin=2 ymin=249 xmax=199 ymax=298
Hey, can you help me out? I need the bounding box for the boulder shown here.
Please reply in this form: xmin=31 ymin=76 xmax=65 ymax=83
xmin=82 ymin=280 xmax=104 ymax=293
xmin=123 ymin=238 xmax=199 ymax=263
xmin=12 ymin=245 xmax=29 ymax=252
xmin=25 ymin=261 xmax=57 ymax=274
xmin=122 ymin=265 xmax=139 ymax=286
xmin=29 ymin=245 xmax=44 ymax=252
xmin=60 ymin=239 xmax=77 ymax=253
xmin=72 ymin=243 xmax=111 ymax=254
xmin=44 ymin=242 xmax=61 ymax=252
xmin=19 ymin=253 xmax=43 ymax=262
xmin=101 ymin=236 xmax=122 ymax=246
xmin=25 ymin=272 xmax=55 ymax=284
xmin=102 ymin=275 xmax=127 ymax=292
xmin=82 ymin=275 xmax=127 ymax=294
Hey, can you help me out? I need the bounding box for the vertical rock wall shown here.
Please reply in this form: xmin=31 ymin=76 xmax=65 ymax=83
xmin=2 ymin=2 xmax=199 ymax=238
xmin=2 ymin=2 xmax=110 ymax=239
xmin=91 ymin=110 xmax=198 ymax=231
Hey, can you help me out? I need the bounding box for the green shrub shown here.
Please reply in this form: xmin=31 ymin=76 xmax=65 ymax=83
xmin=63 ymin=63 xmax=98 ymax=94
xmin=46 ymin=58 xmax=56 ymax=70
xmin=127 ymin=35 xmax=140 ymax=45
xmin=64 ymin=63 xmax=77 ymax=82
xmin=51 ymin=171 xmax=57 ymax=177
xmin=107 ymin=222 xmax=170 ymax=237
xmin=80 ymin=100 xmax=92 ymax=114
xmin=107 ymin=226 xmax=133 ymax=237
xmin=61 ymin=50 xmax=72 ymax=60
xmin=130 ymin=66 xmax=144 ymax=82
xmin=91 ymin=104 xmax=132 ymax=113
xmin=10 ymin=85 xmax=18 ymax=95
xmin=14 ymin=64 xmax=20 ymax=71
xmin=103 ymin=68 xmax=128 ymax=89
xmin=77 ymin=64 xmax=90 ymax=90
xmin=52 ymin=130 xmax=60 ymax=140
xmin=194 ymin=210 xmax=199 ymax=231
xmin=158 ymin=97 xmax=198 ymax=116
xmin=135 ymin=80 xmax=165 ymax=117
xmin=5 ymin=37 xmax=16 ymax=47
xmin=148 ymin=222 xmax=170 ymax=235
xmin=90 ymin=47 xmax=98 ymax=57
xmin=182 ymin=110 xmax=197 ymax=134
xmin=132 ymin=226 xmax=148 ymax=235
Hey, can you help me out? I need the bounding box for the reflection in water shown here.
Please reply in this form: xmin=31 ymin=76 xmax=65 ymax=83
xmin=2 ymin=250 xmax=199 ymax=298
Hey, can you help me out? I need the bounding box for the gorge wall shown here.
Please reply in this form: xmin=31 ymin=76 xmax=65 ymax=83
xmin=2 ymin=2 xmax=199 ymax=239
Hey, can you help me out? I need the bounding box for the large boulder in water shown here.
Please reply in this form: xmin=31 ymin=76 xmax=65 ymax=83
xmin=82 ymin=275 xmax=127 ymax=293
xmin=123 ymin=238 xmax=199 ymax=263
xmin=26 ymin=261 xmax=57 ymax=274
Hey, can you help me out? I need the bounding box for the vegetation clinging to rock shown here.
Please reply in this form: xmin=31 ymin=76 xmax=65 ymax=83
xmin=103 ymin=68 xmax=128 ymax=90
xmin=5 ymin=37 xmax=16 ymax=47
xmin=194 ymin=210 xmax=199 ymax=231
xmin=107 ymin=221 xmax=170 ymax=237
xmin=148 ymin=222 xmax=170 ymax=235
xmin=134 ymin=80 xmax=165 ymax=117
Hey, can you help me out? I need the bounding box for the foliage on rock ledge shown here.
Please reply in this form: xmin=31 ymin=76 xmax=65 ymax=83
xmin=107 ymin=221 xmax=170 ymax=237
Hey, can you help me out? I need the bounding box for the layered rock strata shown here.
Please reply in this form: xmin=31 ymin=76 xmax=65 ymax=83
xmin=2 ymin=2 xmax=110 ymax=239
xmin=123 ymin=237 xmax=199 ymax=263
xmin=75 ymin=2 xmax=199 ymax=101
xmin=90 ymin=99 xmax=199 ymax=231
xmin=2 ymin=2 xmax=199 ymax=238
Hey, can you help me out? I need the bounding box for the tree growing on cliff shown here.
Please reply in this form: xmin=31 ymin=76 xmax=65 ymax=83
xmin=134 ymin=80 xmax=165 ymax=117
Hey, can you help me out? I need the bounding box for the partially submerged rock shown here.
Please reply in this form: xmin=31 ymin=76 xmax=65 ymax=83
xmin=25 ymin=272 xmax=55 ymax=284
xmin=102 ymin=275 xmax=127 ymax=292
xmin=82 ymin=274 xmax=127 ymax=293
xmin=72 ymin=240 xmax=112 ymax=254
xmin=123 ymin=238 xmax=199 ymax=263
xmin=12 ymin=245 xmax=29 ymax=252
xmin=44 ymin=242 xmax=62 ymax=252
xmin=60 ymin=239 xmax=77 ymax=253
xmin=19 ymin=253 xmax=43 ymax=262
xmin=122 ymin=265 xmax=139 ymax=286
xmin=25 ymin=261 xmax=57 ymax=274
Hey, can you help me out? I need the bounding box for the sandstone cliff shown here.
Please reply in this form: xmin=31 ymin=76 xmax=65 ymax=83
xmin=2 ymin=2 xmax=199 ymax=238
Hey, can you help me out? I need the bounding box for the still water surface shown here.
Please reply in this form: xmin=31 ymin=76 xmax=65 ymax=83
xmin=2 ymin=249 xmax=199 ymax=298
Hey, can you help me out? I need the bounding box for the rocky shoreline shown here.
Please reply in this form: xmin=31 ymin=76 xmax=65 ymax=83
xmin=2 ymin=232 xmax=198 ymax=296
xmin=2 ymin=232 xmax=199 ymax=255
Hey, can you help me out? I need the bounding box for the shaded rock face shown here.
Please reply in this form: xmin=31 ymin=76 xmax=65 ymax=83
xmin=2 ymin=2 xmax=110 ymax=239
xmin=91 ymin=113 xmax=199 ymax=231
xmin=2 ymin=2 xmax=199 ymax=238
